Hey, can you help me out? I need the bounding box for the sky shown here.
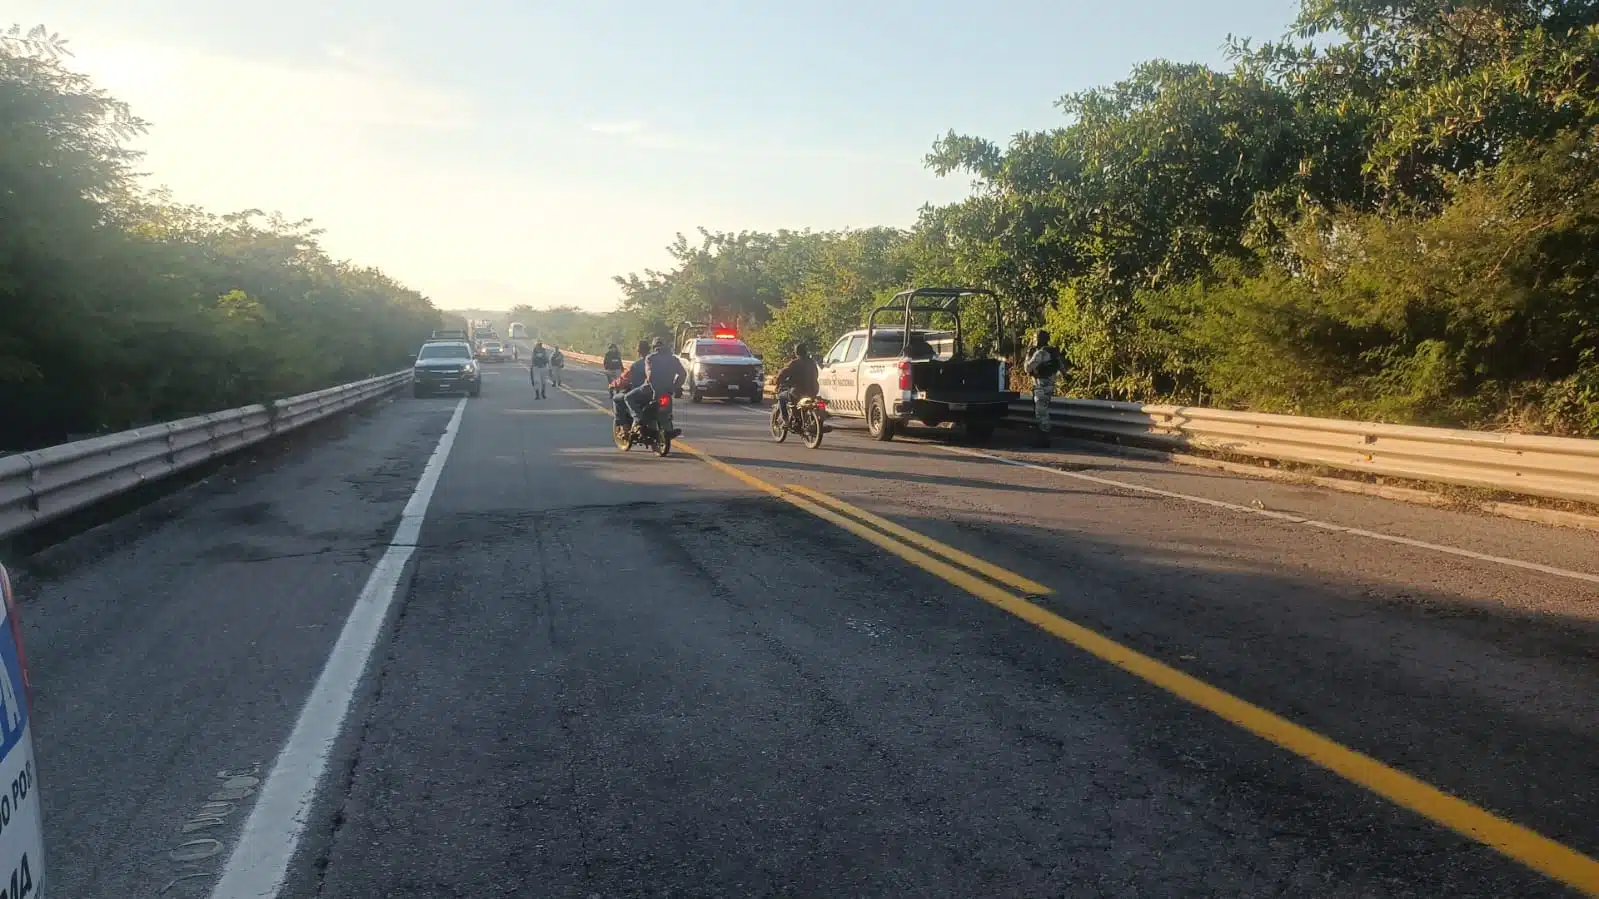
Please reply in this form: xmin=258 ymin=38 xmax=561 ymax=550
xmin=17 ymin=0 xmax=1297 ymax=311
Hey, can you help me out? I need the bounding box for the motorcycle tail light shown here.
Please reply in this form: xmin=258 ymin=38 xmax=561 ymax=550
xmin=814 ymin=399 xmax=827 ymax=410
xmin=658 ymin=394 xmax=671 ymax=407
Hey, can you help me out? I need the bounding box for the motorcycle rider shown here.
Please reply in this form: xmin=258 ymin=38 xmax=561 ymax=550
xmin=612 ymin=339 xmax=650 ymax=429
xmin=550 ymin=345 xmax=566 ymax=387
xmin=528 ymin=340 xmax=551 ymax=399
xmin=624 ymin=337 xmax=686 ymax=438
xmin=1023 ymin=329 xmax=1064 ymax=446
xmin=774 ymin=341 xmax=820 ymax=427
xmin=602 ymin=343 xmax=624 ymax=380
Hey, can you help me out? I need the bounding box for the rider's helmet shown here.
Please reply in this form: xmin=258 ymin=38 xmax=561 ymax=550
xmin=793 ymin=342 xmax=809 ymax=358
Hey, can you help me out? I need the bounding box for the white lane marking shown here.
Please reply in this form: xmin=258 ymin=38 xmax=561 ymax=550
xmin=943 ymin=444 xmax=1599 ymax=587
xmin=208 ymin=397 xmax=468 ymax=898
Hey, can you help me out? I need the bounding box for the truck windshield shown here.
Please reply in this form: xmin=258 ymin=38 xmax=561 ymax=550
xmin=695 ymin=340 xmax=752 ymax=356
xmin=419 ymin=344 xmax=471 ymax=360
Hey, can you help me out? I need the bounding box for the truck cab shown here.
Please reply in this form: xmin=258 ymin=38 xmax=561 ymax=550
xmin=816 ymin=287 xmax=1017 ymax=442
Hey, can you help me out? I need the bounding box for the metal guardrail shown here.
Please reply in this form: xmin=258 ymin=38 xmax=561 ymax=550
xmin=1010 ymin=398 xmax=1599 ymax=504
xmin=0 ymin=370 xmax=412 ymax=540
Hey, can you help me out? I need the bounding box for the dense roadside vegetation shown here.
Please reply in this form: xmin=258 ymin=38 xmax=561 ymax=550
xmin=607 ymin=0 xmax=1599 ymax=437
xmin=1 ymin=27 xmax=442 ymax=451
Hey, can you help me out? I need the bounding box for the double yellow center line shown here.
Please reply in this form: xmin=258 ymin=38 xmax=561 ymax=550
xmin=557 ymin=380 xmax=1599 ymax=895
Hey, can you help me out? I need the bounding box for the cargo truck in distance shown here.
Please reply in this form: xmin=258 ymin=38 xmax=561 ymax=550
xmin=815 ymin=287 xmax=1018 ymax=443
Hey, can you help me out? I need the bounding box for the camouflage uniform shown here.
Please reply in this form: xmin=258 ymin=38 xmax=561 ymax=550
xmin=1032 ymin=378 xmax=1055 ymax=434
xmin=1023 ymin=337 xmax=1062 ymax=438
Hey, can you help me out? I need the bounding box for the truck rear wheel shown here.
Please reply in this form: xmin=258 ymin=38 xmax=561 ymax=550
xmin=867 ymin=393 xmax=896 ymax=442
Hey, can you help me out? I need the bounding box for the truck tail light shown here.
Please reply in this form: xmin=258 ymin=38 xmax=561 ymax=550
xmin=898 ymin=359 xmax=912 ymax=391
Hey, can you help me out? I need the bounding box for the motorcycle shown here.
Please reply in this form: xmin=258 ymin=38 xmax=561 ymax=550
xmin=614 ymin=389 xmax=677 ymax=457
xmin=770 ymin=394 xmax=828 ymax=449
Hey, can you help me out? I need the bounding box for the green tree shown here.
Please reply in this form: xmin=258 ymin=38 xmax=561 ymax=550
xmin=0 ymin=27 xmax=443 ymax=448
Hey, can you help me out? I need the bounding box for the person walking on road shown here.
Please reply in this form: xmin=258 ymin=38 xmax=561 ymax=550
xmin=1023 ymin=329 xmax=1064 ymax=447
xmin=550 ymin=346 xmax=566 ymax=387
xmin=529 ymin=341 xmax=551 ymax=399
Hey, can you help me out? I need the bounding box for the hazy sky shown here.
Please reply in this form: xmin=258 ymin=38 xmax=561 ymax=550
xmin=20 ymin=1 xmax=1295 ymax=311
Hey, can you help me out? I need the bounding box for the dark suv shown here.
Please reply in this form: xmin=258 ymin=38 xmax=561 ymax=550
xmin=413 ymin=341 xmax=482 ymax=397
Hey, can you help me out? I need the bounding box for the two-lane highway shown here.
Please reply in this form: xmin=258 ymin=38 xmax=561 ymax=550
xmin=15 ymin=358 xmax=1599 ymax=897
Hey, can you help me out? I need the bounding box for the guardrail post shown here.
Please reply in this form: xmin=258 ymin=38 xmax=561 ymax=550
xmin=264 ymin=398 xmax=283 ymax=435
xmin=25 ymin=464 xmax=40 ymax=513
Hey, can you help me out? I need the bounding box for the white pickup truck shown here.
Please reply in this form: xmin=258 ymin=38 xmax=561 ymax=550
xmin=816 ymin=287 xmax=1018 ymax=442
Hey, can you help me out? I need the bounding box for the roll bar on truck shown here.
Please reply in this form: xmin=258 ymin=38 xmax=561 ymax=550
xmin=817 ymin=286 xmax=1018 ymax=442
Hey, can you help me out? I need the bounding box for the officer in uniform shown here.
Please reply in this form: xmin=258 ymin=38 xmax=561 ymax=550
xmin=1022 ymin=330 xmax=1063 ymax=446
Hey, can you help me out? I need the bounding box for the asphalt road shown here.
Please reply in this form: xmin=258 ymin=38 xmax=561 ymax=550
xmin=12 ymin=359 xmax=1599 ymax=897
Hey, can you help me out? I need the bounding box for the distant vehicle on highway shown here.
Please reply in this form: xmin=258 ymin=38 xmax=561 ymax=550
xmin=0 ymin=564 xmax=45 ymax=898
xmin=477 ymin=340 xmax=512 ymax=363
xmin=817 ymin=287 xmax=1018 ymax=443
xmin=508 ymin=322 xmax=528 ymax=340
xmin=413 ymin=341 xmax=481 ymax=398
xmin=431 ymin=328 xmax=469 ymax=342
xmin=676 ymin=325 xmax=764 ymax=404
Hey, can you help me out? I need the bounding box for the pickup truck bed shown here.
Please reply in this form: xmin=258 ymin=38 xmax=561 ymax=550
xmin=899 ymin=358 xmax=1017 ymax=431
xmin=911 ymin=358 xmax=1011 ymax=398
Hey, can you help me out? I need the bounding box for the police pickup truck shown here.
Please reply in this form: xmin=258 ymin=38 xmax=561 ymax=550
xmin=816 ymin=287 xmax=1018 ymax=442
xmin=676 ymin=326 xmax=765 ymax=404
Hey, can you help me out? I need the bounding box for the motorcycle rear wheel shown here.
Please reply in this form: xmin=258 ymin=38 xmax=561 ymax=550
xmin=769 ymin=405 xmax=788 ymax=442
xmin=802 ymin=409 xmax=824 ymax=449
